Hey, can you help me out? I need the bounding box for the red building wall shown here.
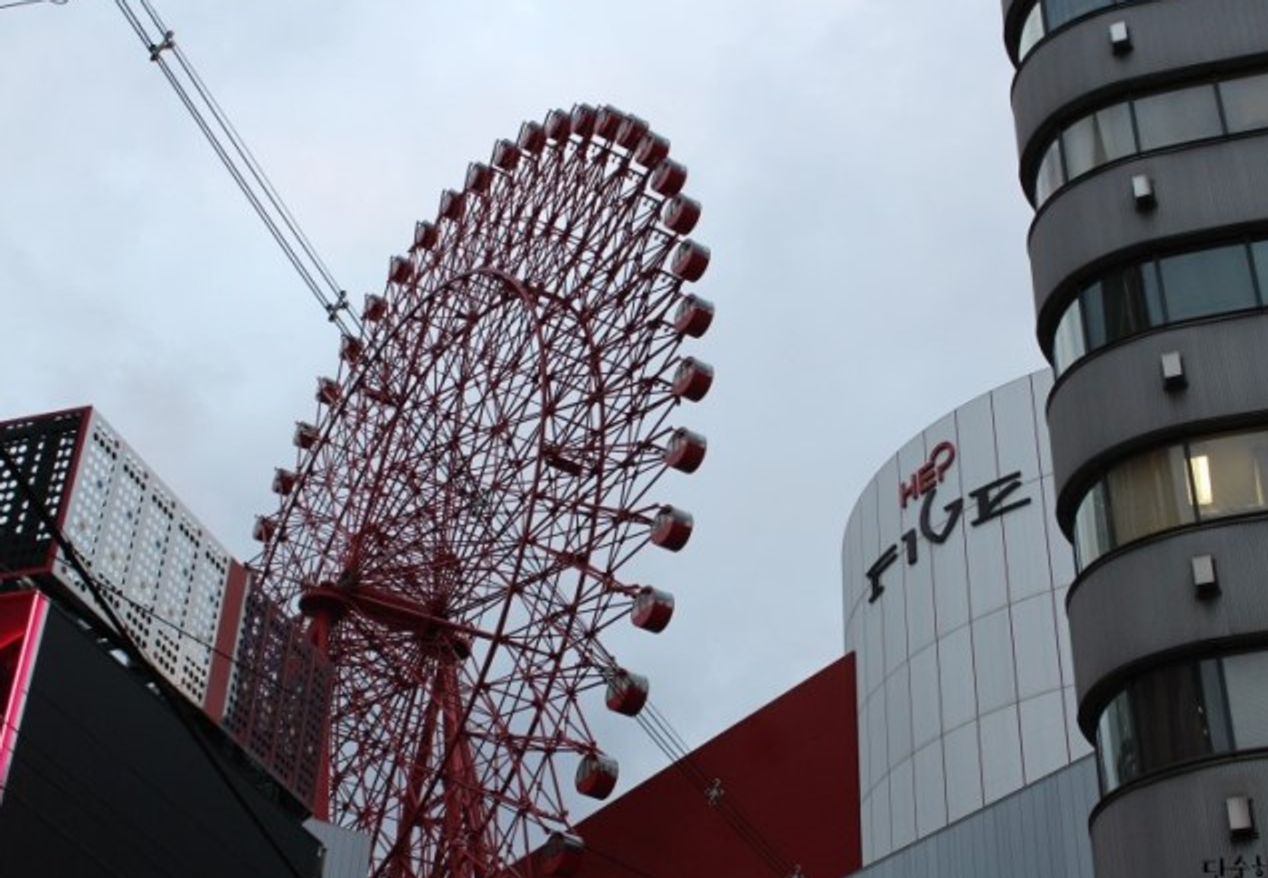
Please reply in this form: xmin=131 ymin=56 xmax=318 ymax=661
xmin=562 ymin=655 xmax=860 ymax=878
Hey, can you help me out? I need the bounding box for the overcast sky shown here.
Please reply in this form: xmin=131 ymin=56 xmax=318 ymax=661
xmin=0 ymin=0 xmax=1044 ymax=821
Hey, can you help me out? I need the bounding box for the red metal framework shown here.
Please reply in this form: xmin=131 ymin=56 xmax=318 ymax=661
xmin=251 ymin=103 xmax=714 ymax=878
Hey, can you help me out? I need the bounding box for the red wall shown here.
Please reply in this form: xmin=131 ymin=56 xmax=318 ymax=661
xmin=561 ymin=655 xmax=860 ymax=878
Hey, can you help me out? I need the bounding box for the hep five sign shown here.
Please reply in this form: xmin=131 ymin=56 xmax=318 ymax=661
xmin=865 ymin=442 xmax=1031 ymax=605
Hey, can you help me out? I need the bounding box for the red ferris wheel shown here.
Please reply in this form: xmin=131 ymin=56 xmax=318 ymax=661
xmin=250 ymin=103 xmax=715 ymax=878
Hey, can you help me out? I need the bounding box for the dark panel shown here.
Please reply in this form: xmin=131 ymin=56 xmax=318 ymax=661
xmin=1091 ymin=758 xmax=1268 ymax=878
xmin=1048 ymin=314 xmax=1268 ymax=518
xmin=0 ymin=409 xmax=84 ymax=579
xmin=1012 ymin=0 xmax=1268 ymax=164
xmin=1067 ymin=519 xmax=1268 ymax=718
xmin=0 ymin=605 xmax=319 ymax=878
xmin=1029 ymin=134 xmax=1268 ymax=333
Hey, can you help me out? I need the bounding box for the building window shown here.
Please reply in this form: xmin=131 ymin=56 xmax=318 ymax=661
xmin=1030 ymin=69 xmax=1268 ymax=208
xmin=1219 ymin=73 xmax=1268 ymax=134
xmin=1073 ymin=427 xmax=1268 ymax=568
xmin=1063 ymin=104 xmax=1135 ymax=179
xmin=1158 ymin=245 xmax=1258 ymax=322
xmin=1133 ymin=85 xmax=1223 ymax=152
xmin=1051 ymin=238 xmax=1267 ymax=376
xmin=1018 ymin=3 xmax=1046 ymax=59
xmin=1097 ymin=651 xmax=1268 ymax=793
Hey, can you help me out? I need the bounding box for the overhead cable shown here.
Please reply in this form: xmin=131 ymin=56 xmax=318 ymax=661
xmin=112 ymin=0 xmax=359 ymax=336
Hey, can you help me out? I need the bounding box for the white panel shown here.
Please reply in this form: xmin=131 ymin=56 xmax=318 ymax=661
xmin=865 ymin=579 xmax=886 ymax=699
xmin=980 ymin=705 xmax=1023 ymax=804
xmin=875 ymin=456 xmax=902 ymax=557
xmin=858 ymin=693 xmax=871 ymax=796
xmin=1020 ymin=690 xmax=1071 ymax=784
xmin=944 ymin=720 xmax=983 ymax=823
xmin=886 ymin=665 xmax=914 ymax=769
xmin=1013 ymin=593 xmax=1061 ymax=700
xmin=952 ymin=391 xmax=997 ymax=491
xmin=939 ymin=626 xmax=977 ymax=731
xmin=57 ymin=411 xmax=234 ymax=709
xmin=973 ymin=608 xmax=1016 ymax=714
xmin=933 ymin=528 xmax=970 ymax=636
xmin=890 ymin=757 xmax=917 ymax=851
xmin=965 ymin=515 xmax=1008 ymax=617
xmin=905 ymin=535 xmax=936 ymax=654
xmin=897 ymin=433 xmax=930 ymax=506
xmin=991 ymin=375 xmax=1042 ymax=485
xmin=871 ymin=767 xmax=892 ymax=860
xmin=1031 ymin=370 xmax=1055 ymax=477
xmin=842 ymin=505 xmax=867 ymax=638
xmin=883 ymin=558 xmax=910 ymax=677
xmin=860 ymin=787 xmax=875 ymax=865
xmin=914 ymin=739 xmax=948 ymax=838
xmin=926 ymin=413 xmax=964 ymax=500
xmin=1003 ymin=489 xmax=1051 ymax=602
xmin=858 ymin=474 xmax=883 ymax=607
xmin=867 ymin=687 xmax=889 ymax=799
xmin=910 ymin=642 xmax=942 ymax=749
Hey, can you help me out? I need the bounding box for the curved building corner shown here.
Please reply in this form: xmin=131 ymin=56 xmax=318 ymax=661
xmin=1004 ymin=1 xmax=1268 ymax=876
xmin=843 ymin=371 xmax=1093 ymax=870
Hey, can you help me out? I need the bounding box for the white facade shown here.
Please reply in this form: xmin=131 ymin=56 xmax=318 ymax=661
xmin=842 ymin=371 xmax=1090 ymax=865
xmin=53 ymin=409 xmax=245 ymax=713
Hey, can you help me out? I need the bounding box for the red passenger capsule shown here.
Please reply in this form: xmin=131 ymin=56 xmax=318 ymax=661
xmin=671 ymin=240 xmax=711 ymax=281
xmin=570 ymin=103 xmax=597 ymax=138
xmin=650 ymin=159 xmax=687 ymax=196
xmin=412 ymin=221 xmax=438 ymax=252
xmin=293 ymin=421 xmax=319 ymax=450
xmin=662 ymin=194 xmax=702 ymax=235
xmin=616 ymin=114 xmax=649 ymax=150
xmin=673 ymin=294 xmax=714 ymax=337
xmin=252 ymin=516 xmax=277 ymax=543
xmin=632 ymin=587 xmax=675 ymax=632
xmin=539 ymin=832 xmax=584 ymax=877
xmin=634 ymin=132 xmax=670 ymax=168
xmin=664 ymin=427 xmax=707 ymax=473
xmin=465 ymin=162 xmax=492 ymax=194
xmin=317 ymin=377 xmax=341 ymax=405
xmin=671 ymin=358 xmax=714 ymax=401
xmin=491 ymin=138 xmax=521 ymax=172
xmin=650 ymin=505 xmax=694 ymax=551
xmin=362 ymin=294 xmax=388 ymax=322
xmin=389 ymin=256 xmax=413 ymax=285
xmin=575 ymin=753 xmax=619 ymax=800
xmin=594 ymin=105 xmax=624 ymax=140
xmin=272 ymin=468 xmax=297 ymax=496
xmin=518 ymin=120 xmax=546 ymax=154
xmin=544 ymin=108 xmax=572 ymax=142
xmin=438 ymin=189 xmax=464 ymax=222
xmin=340 ymin=334 xmax=364 ymax=365
xmin=605 ymin=669 xmax=649 ymax=716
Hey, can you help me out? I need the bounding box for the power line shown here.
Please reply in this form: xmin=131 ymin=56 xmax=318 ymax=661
xmin=111 ymin=0 xmax=360 ymax=336
xmin=0 ymin=0 xmax=66 ymax=10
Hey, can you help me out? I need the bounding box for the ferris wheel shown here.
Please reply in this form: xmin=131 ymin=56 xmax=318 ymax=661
xmin=250 ymin=103 xmax=715 ymax=878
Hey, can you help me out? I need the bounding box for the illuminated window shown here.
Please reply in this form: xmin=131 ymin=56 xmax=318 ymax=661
xmin=1073 ymin=427 xmax=1268 ymax=568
